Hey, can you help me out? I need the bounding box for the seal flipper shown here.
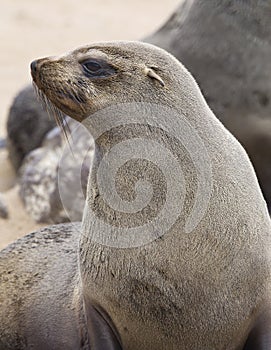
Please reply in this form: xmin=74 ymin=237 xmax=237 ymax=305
xmin=243 ymin=313 xmax=271 ymax=350
xmin=85 ymin=302 xmax=123 ymax=350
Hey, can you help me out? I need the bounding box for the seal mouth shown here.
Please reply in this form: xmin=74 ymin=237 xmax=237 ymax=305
xmin=31 ymin=59 xmax=87 ymax=123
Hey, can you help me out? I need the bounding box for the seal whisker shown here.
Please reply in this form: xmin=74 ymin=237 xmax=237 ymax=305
xmin=32 ymin=81 xmax=71 ymax=145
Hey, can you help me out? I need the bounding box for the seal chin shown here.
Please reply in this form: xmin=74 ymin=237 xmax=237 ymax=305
xmin=31 ymin=61 xmax=85 ymax=123
xmin=53 ymin=98 xmax=84 ymax=122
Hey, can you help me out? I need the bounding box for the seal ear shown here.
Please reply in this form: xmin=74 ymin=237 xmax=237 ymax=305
xmin=243 ymin=313 xmax=271 ymax=350
xmin=144 ymin=66 xmax=165 ymax=87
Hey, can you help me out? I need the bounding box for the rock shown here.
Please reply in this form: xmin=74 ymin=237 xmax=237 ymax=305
xmin=19 ymin=119 xmax=94 ymax=223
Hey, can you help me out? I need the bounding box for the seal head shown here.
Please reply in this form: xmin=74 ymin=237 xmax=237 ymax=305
xmin=31 ymin=42 xmax=167 ymax=122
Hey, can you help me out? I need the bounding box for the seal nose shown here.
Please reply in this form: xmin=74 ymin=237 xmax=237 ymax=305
xmin=30 ymin=60 xmax=38 ymax=77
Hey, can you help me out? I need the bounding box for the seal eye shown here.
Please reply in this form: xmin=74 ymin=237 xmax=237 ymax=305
xmin=82 ymin=60 xmax=102 ymax=74
xmin=83 ymin=61 xmax=102 ymax=73
xmin=81 ymin=59 xmax=116 ymax=78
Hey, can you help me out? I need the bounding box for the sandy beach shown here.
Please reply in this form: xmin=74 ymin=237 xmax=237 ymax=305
xmin=0 ymin=0 xmax=180 ymax=249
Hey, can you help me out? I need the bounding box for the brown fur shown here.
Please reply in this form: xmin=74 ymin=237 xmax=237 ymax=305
xmin=1 ymin=41 xmax=271 ymax=349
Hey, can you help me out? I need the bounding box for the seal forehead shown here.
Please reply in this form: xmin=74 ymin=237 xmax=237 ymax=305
xmin=54 ymin=41 xmax=178 ymax=72
xmin=76 ymin=49 xmax=109 ymax=61
xmin=72 ymin=42 xmax=160 ymax=63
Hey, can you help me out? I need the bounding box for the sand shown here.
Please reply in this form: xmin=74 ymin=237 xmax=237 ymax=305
xmin=0 ymin=0 xmax=180 ymax=249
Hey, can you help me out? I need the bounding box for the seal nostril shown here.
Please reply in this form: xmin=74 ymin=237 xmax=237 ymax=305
xmin=30 ymin=60 xmax=38 ymax=75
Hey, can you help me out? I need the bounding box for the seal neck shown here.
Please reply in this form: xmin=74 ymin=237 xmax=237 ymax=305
xmin=80 ymin=101 xmax=216 ymax=248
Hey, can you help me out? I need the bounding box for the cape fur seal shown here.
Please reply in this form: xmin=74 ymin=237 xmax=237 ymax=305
xmin=146 ymin=0 xmax=271 ymax=209
xmin=1 ymin=41 xmax=271 ymax=349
